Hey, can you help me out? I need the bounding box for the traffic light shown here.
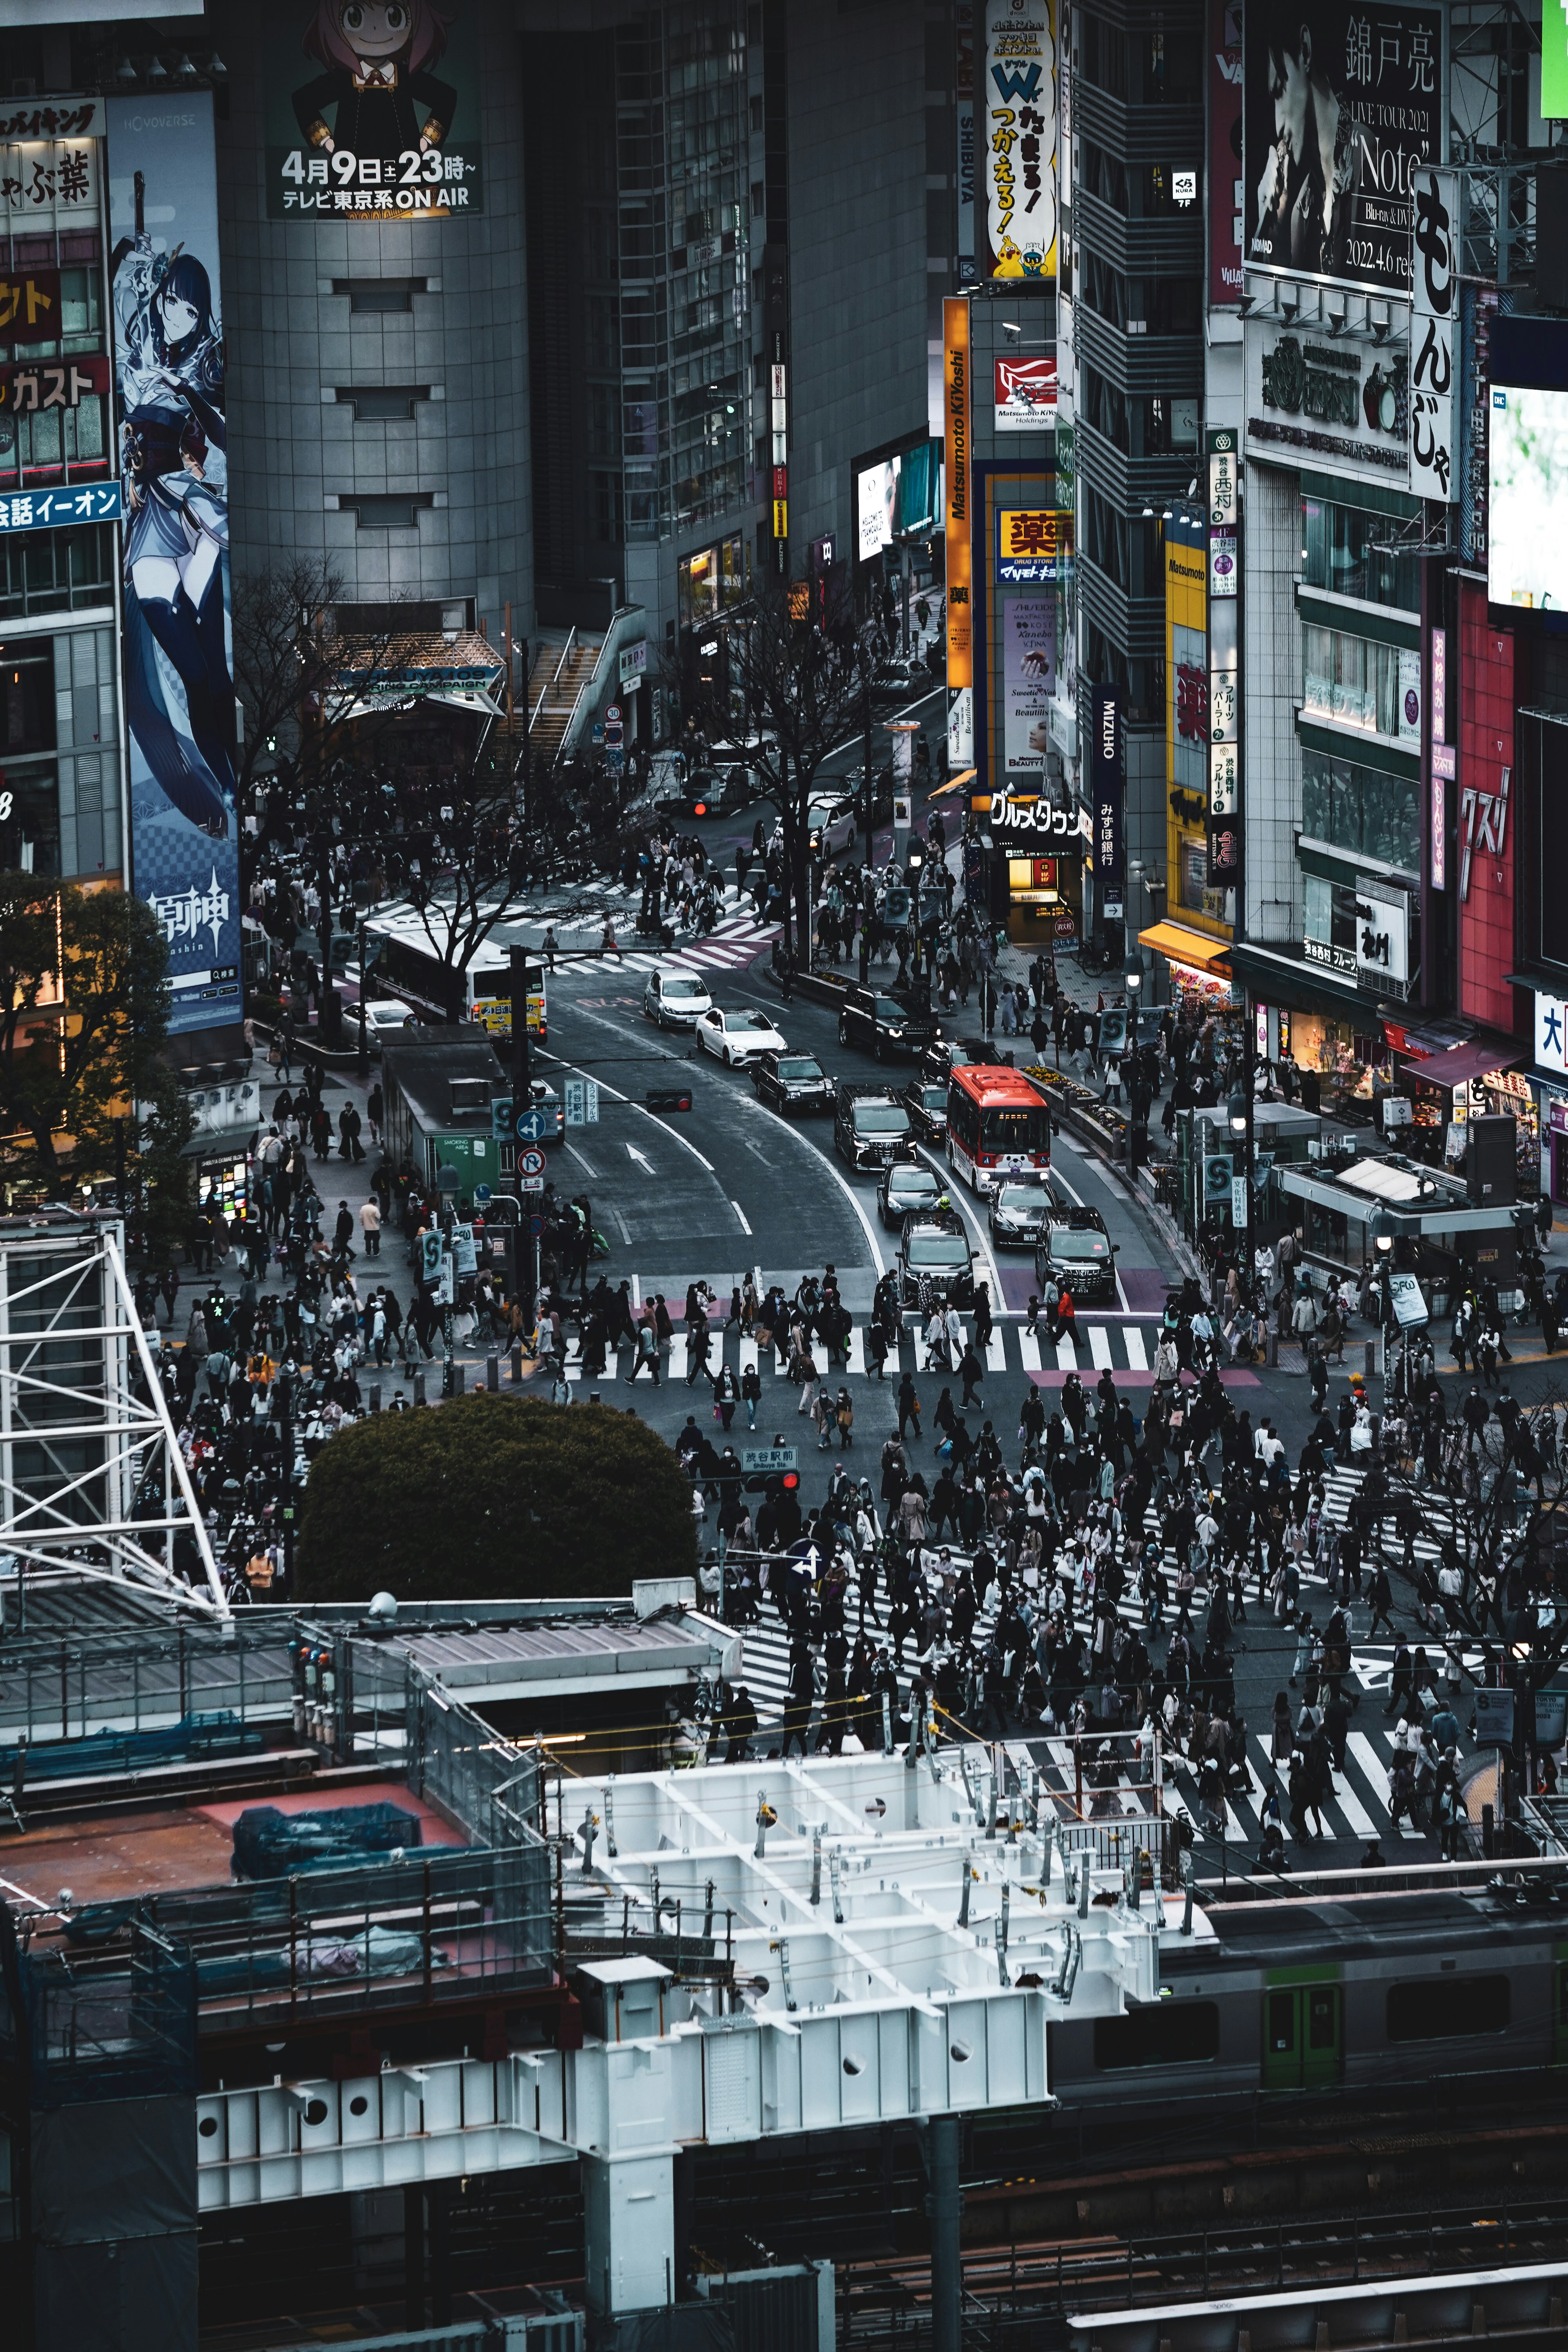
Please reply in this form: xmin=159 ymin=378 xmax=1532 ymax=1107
xmin=646 ymin=1087 xmax=694 ymax=1112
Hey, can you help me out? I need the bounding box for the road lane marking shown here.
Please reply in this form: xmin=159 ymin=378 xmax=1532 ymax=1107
xmin=564 ymin=1143 xmax=599 ymax=1178
xmin=732 ymin=1200 xmax=753 ymax=1235
xmin=1089 ymin=1325 xmax=1114 ymax=1370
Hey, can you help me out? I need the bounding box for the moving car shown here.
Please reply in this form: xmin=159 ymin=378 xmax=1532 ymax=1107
xmin=873 ymin=657 xmax=929 ymax=699
xmin=834 ymin=1082 xmax=917 ymax=1172
xmin=920 ymin=1035 xmax=1013 ymax=1084
xmin=898 ymin=1212 xmax=975 ymax=1308
xmin=655 ymin=763 xmax=755 ymax=821
xmin=988 ymin=1171 xmax=1061 ymax=1250
xmin=752 ymin=1049 xmax=835 ymax=1116
xmin=359 ymin=999 xmax=416 ymax=1056
xmin=877 ymin=1160 xmax=949 ymax=1229
xmin=902 ymin=1078 xmax=951 ymax=1145
xmin=836 ymin=983 xmax=940 ymax=1062
xmin=644 ymin=969 xmax=713 ymax=1029
xmin=1034 ymin=1204 xmax=1119 ymax=1302
xmin=806 ymin=793 xmax=858 ymax=859
xmin=696 ymin=1004 xmax=788 ymax=1067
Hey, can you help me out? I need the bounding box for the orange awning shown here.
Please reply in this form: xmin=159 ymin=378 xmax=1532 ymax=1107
xmin=927 ymin=768 xmax=977 ymax=800
xmin=1138 ymin=921 xmax=1232 ymax=977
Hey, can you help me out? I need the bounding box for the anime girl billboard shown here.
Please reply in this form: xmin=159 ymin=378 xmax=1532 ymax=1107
xmin=263 ymin=0 xmax=483 ymax=221
xmin=107 ymin=89 xmax=240 ymax=1036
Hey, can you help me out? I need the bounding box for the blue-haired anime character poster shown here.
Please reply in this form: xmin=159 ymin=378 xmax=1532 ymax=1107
xmin=107 ymin=90 xmax=240 ymax=1037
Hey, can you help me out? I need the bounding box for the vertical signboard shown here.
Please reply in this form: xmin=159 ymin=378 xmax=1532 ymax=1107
xmin=1410 ymin=168 xmax=1458 ymax=501
xmin=1429 ymin=623 xmax=1453 ymax=891
xmin=1207 ymin=428 xmax=1240 ymax=887
xmin=108 ymin=90 xmax=240 ymax=1036
xmin=980 ymin=0 xmax=1057 ymax=281
xmin=1091 ymin=684 xmax=1124 ymax=913
xmin=1209 ymin=0 xmax=1243 ymax=306
xmin=956 ymin=0 xmax=976 ymax=283
xmin=944 ymin=297 xmax=973 ymax=764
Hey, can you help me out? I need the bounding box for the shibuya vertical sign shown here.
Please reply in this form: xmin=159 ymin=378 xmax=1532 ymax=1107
xmin=1243 ymin=0 xmax=1441 ymax=293
xmin=108 ymin=91 xmax=240 ymax=1034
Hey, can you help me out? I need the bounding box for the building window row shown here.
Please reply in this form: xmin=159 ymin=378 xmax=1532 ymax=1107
xmin=1301 ymin=747 xmax=1421 ymax=875
xmin=1301 ymin=494 xmax=1422 ymax=614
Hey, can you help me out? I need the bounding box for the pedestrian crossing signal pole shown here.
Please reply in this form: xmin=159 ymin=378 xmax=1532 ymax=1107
xmin=510 ymin=944 xmax=539 ymax=1318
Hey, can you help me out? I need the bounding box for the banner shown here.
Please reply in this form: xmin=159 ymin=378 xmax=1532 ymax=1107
xmin=943 ymin=297 xmax=973 ymax=691
xmin=1091 ymin=684 xmax=1124 ymax=891
xmin=1243 ymin=0 xmax=1442 ymax=293
xmin=1207 ymin=429 xmax=1241 ymax=887
xmin=262 ymin=0 xmax=483 ymax=222
xmin=980 ymin=0 xmax=1057 ymax=280
xmin=995 ymin=355 xmax=1057 ymax=428
xmin=1209 ymin=0 xmax=1243 ymax=304
xmin=956 ymin=0 xmax=976 ymax=282
xmin=108 ymin=91 xmax=241 ymax=1036
xmin=1409 ymin=167 xmax=1458 ymax=502
xmin=1000 ymin=595 xmax=1054 ymax=774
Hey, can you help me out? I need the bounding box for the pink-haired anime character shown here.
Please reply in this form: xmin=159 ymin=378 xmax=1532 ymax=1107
xmin=292 ymin=0 xmax=457 ymax=159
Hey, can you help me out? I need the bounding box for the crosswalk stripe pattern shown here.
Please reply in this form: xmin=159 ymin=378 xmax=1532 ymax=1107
xmin=710 ymin=1452 xmax=1462 ymax=1850
xmin=544 ymin=908 xmax=780 ymax=978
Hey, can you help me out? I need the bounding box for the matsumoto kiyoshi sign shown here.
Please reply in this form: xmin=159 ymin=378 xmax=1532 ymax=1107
xmin=262 ymin=0 xmax=484 ymax=221
xmin=1243 ymin=0 xmax=1442 ymax=295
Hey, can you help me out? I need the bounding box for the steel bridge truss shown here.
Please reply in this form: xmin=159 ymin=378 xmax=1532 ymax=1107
xmin=0 ymin=1212 xmax=225 ymax=1617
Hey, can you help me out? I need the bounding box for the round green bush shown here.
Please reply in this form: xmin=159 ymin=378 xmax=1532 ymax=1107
xmin=295 ymin=1392 xmax=698 ymax=1602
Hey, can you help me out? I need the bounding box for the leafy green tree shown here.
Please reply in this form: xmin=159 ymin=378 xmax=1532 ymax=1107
xmin=0 ymin=878 xmax=187 ymax=1212
xmin=296 ymin=1393 xmax=699 ymax=1602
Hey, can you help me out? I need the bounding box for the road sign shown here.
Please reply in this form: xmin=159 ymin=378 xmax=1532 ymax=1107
xmin=521 ymin=1175 xmax=545 ymax=1194
xmin=435 ymin=1162 xmax=461 ymax=1193
xmin=515 ymin=1107 xmax=551 ymax=1143
xmin=565 ymin=1078 xmax=601 ymax=1127
xmin=474 ymin=1183 xmax=492 ymax=1206
xmin=742 ymin=1444 xmax=798 ymax=1473
xmin=607 ymin=703 xmax=621 ymax=723
xmin=529 ymin=1214 xmax=545 ymax=1237
xmin=519 ymin=1145 xmax=547 ymax=1178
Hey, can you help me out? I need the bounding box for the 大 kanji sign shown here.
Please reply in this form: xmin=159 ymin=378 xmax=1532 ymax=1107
xmin=1536 ymin=989 xmax=1568 ymax=1078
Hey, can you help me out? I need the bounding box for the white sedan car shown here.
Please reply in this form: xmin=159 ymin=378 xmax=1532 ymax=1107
xmin=696 ymin=1004 xmax=788 ymax=1067
xmin=359 ymin=999 xmax=416 ymax=1055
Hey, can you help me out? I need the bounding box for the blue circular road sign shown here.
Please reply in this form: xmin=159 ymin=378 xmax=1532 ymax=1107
xmin=515 ymin=1107 xmax=551 ymax=1143
xmin=529 ymin=1214 xmax=545 ymax=1237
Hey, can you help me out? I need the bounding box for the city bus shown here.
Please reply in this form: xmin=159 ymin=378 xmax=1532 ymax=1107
xmin=363 ymin=910 xmax=546 ymax=1040
xmin=945 ymin=1063 xmax=1052 ymax=1195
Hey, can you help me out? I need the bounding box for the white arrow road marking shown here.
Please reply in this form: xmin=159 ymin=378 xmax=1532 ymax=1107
xmin=626 ymin=1144 xmax=655 ymax=1170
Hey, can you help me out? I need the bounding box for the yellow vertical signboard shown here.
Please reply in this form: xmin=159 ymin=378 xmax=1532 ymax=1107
xmin=944 ymin=295 xmax=972 ymax=690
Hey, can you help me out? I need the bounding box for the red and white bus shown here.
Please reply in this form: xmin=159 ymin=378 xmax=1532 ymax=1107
xmin=945 ymin=1065 xmax=1052 ymax=1195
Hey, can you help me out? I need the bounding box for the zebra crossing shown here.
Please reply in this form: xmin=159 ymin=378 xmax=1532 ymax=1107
xmin=562 ymin=1313 xmax=1247 ymax=1387
xmin=548 ymin=907 xmax=780 ymax=978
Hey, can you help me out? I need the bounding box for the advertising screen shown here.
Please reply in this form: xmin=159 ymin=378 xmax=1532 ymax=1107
xmin=109 ymin=91 xmax=241 ymax=1037
xmin=1000 ymin=594 xmax=1054 ymax=773
xmin=1243 ymin=0 xmax=1441 ymax=293
xmin=979 ymin=0 xmax=1056 ymax=280
xmin=262 ymin=0 xmax=483 ymax=222
xmin=1488 ymin=384 xmax=1568 ymax=610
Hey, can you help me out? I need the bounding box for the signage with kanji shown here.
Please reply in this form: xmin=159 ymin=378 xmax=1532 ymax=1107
xmin=0 ymin=356 xmax=109 ymax=414
xmin=0 ymin=482 xmax=121 ymax=534
xmin=995 ymin=506 xmax=1066 ymax=582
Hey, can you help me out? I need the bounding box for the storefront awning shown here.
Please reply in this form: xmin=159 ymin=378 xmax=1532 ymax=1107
xmin=1138 ymin=922 xmax=1232 ymax=977
xmin=1397 ymin=1038 xmax=1523 ymax=1094
xmin=928 ymin=769 xmax=977 ymax=800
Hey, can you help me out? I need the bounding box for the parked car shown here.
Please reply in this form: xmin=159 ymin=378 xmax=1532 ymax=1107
xmin=753 ymin=1049 xmax=835 ymax=1116
xmin=695 ymin=1004 xmax=789 ymax=1067
xmin=643 ymin=969 xmax=713 ymax=1029
xmin=877 ymin=1160 xmax=949 ymax=1229
xmin=902 ymin=1078 xmax=951 ymax=1145
xmin=836 ymin=983 xmax=940 ymax=1062
xmin=834 ymin=1083 xmax=917 ymax=1172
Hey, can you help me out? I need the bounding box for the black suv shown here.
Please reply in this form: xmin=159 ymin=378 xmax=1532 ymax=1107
xmin=902 ymin=1076 xmax=950 ymax=1145
xmin=834 ymin=1082 xmax=917 ymax=1172
xmin=898 ymin=1212 xmax=976 ymax=1308
xmin=1034 ymin=1205 xmax=1119 ymax=1302
xmin=752 ymin=1048 xmax=835 ymax=1116
xmin=919 ymin=1035 xmax=1013 ymax=1084
xmin=837 ymin=984 xmax=939 ymax=1062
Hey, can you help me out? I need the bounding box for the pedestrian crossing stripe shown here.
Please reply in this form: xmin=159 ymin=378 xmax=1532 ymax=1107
xmin=539 ymin=908 xmax=781 ymax=979
xmin=561 ymin=1316 xmax=1256 ymax=1385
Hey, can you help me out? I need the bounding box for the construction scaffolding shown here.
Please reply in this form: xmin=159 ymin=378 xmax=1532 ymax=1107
xmin=0 ymin=1210 xmax=224 ymax=1620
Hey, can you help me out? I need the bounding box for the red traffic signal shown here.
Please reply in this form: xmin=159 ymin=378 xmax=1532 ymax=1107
xmin=646 ymin=1088 xmax=693 ymax=1112
xmin=781 ymin=1472 xmax=799 ymax=1490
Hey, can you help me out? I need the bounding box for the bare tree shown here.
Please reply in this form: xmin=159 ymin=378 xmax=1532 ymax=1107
xmin=719 ymin=577 xmax=875 ymax=960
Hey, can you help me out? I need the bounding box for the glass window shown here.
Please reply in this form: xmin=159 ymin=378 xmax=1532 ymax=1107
xmin=0 ymin=524 xmax=113 ymax=619
xmin=1301 ymin=622 xmax=1403 ymax=735
xmin=1302 ymin=496 xmax=1421 ymax=612
xmin=0 ymin=762 xmax=61 ymax=875
xmin=1178 ymin=835 xmax=1209 ymax=913
xmin=0 ymin=646 xmax=56 ymax=754
xmin=1300 ymin=748 xmax=1420 ymax=874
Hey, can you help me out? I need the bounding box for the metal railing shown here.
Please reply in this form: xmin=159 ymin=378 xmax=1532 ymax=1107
xmin=528 ymin=628 xmax=576 ymax=731
xmin=0 ymin=1620 xmax=296 ymax=1749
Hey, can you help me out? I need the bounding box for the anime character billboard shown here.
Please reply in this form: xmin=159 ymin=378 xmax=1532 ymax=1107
xmin=263 ymin=0 xmax=483 ymax=222
xmin=107 ymin=90 xmax=240 ymax=1036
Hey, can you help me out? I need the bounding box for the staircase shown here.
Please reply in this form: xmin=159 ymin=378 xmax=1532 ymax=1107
xmin=528 ymin=629 xmax=603 ymax=768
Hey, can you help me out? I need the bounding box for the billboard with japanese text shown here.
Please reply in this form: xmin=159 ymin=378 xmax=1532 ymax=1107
xmin=263 ymin=0 xmax=483 ymax=223
xmin=980 ymin=0 xmax=1056 ymax=280
xmin=1243 ymin=0 xmax=1442 ymax=294
xmin=1000 ymin=594 xmax=1054 ymax=774
xmin=108 ymin=91 xmax=241 ymax=1037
